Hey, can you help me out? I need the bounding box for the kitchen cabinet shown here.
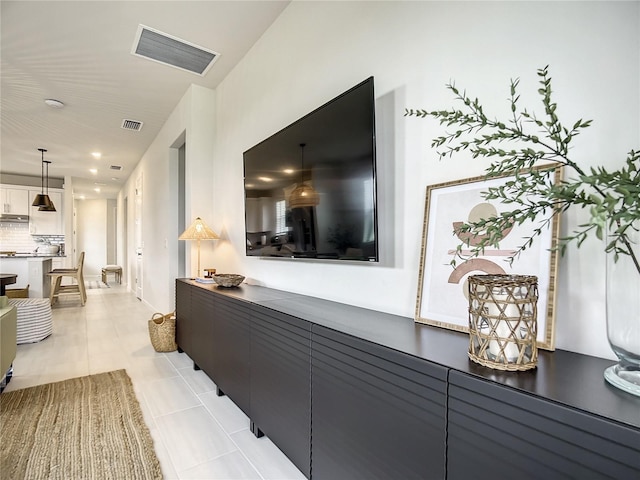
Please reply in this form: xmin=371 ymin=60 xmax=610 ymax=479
xmin=29 ymin=189 xmax=63 ymax=235
xmin=0 ymin=186 xmax=29 ymax=215
xmin=52 ymin=258 xmax=65 ymax=270
xmin=0 ymin=256 xmax=59 ymax=298
xmin=27 ymin=257 xmax=53 ymax=298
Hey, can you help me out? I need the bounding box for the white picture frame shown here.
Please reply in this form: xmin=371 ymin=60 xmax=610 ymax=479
xmin=415 ymin=165 xmax=562 ymax=350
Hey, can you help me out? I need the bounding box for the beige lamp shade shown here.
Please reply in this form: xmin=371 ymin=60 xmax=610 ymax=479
xmin=178 ymin=217 xmax=219 ymax=241
xmin=179 ymin=217 xmax=219 ymax=278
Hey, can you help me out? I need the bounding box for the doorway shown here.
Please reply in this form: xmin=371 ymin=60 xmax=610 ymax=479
xmin=123 ymin=196 xmax=128 ymax=287
xmin=135 ymin=174 xmax=143 ymax=300
xmin=170 ymin=131 xmax=187 ymax=280
xmin=177 ymin=143 xmax=186 ymax=277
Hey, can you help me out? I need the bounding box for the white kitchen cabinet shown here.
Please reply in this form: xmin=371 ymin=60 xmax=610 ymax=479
xmin=0 ymin=186 xmax=29 ymax=215
xmin=28 ymin=257 xmax=53 ymax=298
xmin=29 ymin=189 xmax=63 ymax=235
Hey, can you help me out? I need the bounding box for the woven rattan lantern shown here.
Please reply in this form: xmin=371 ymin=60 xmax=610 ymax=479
xmin=468 ymin=274 xmax=539 ymax=371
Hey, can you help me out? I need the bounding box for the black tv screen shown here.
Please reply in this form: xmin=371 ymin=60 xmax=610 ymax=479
xmin=243 ymin=77 xmax=378 ymax=262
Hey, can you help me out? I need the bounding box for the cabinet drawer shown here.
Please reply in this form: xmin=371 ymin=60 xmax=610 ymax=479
xmin=175 ymin=280 xmax=193 ymax=354
xmin=213 ymin=295 xmax=252 ymax=416
xmin=251 ymin=306 xmax=311 ymax=477
xmin=311 ymin=326 xmax=447 ymax=480
xmin=447 ymin=371 xmax=640 ymax=479
xmin=190 ymin=287 xmax=215 ymax=375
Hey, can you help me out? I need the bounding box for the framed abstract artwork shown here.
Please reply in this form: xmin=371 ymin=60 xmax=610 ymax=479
xmin=415 ymin=165 xmax=562 ymax=350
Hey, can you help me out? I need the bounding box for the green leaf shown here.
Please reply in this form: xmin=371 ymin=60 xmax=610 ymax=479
xmin=405 ymin=66 xmax=640 ymax=274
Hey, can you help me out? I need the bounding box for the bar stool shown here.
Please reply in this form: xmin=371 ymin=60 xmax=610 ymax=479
xmin=48 ymin=252 xmax=86 ymax=306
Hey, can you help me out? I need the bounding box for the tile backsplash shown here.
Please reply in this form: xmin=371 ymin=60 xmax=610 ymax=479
xmin=0 ymin=223 xmax=64 ymax=253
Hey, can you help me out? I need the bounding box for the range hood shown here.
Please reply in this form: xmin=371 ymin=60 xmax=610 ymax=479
xmin=0 ymin=214 xmax=29 ymax=223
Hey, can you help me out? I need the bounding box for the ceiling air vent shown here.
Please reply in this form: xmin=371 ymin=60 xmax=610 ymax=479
xmin=131 ymin=24 xmax=219 ymax=76
xmin=110 ymin=165 xmax=123 ymax=171
xmin=121 ymin=119 xmax=143 ymax=131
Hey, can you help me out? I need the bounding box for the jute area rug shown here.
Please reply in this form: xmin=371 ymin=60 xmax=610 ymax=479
xmin=0 ymin=370 xmax=162 ymax=479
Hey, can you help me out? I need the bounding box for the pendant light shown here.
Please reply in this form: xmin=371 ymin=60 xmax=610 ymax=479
xmin=289 ymin=143 xmax=320 ymax=208
xmin=32 ymin=148 xmax=55 ymax=210
xmin=39 ymin=157 xmax=56 ymax=212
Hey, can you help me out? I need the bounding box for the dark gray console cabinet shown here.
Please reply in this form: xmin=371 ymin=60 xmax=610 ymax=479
xmin=174 ymin=279 xmax=640 ymax=480
xmin=447 ymin=371 xmax=640 ymax=480
xmin=190 ymin=287 xmax=216 ymax=375
xmin=175 ymin=278 xmax=193 ymax=355
xmin=211 ymin=295 xmax=252 ymax=416
xmin=312 ymin=326 xmax=447 ymax=480
xmin=250 ymin=305 xmax=311 ymax=478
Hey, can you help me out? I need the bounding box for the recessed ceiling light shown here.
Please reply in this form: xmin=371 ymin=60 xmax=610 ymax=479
xmin=94 ymin=188 xmax=101 ymax=193
xmin=44 ymin=98 xmax=65 ymax=108
xmin=89 ymin=168 xmax=97 ymax=174
xmin=258 ymin=176 xmax=273 ymax=182
xmin=91 ymin=152 xmax=102 ymax=159
xmin=111 ymin=177 xmax=119 ymax=181
xmin=283 ymin=169 xmax=294 ymax=174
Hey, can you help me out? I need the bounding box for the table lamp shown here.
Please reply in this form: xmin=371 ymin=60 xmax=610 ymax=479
xmin=179 ymin=217 xmax=219 ymax=279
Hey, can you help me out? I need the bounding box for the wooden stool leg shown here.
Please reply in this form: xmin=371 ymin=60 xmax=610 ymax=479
xmin=50 ymin=276 xmax=62 ymax=305
xmin=78 ymin=273 xmax=87 ymax=305
xmin=49 ymin=276 xmax=56 ymax=305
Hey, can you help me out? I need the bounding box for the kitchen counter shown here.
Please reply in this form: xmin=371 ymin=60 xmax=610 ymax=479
xmin=0 ymin=256 xmax=66 ymax=297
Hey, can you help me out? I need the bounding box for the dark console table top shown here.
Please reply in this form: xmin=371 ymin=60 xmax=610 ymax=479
xmin=181 ymin=279 xmax=640 ymax=430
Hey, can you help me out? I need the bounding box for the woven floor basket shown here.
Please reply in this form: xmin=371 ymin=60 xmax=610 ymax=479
xmin=148 ymin=312 xmax=177 ymax=352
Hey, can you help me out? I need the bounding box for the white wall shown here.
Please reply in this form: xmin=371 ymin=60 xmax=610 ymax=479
xmin=76 ymin=199 xmax=107 ymax=279
xmin=106 ymin=199 xmax=116 ymax=265
xmin=118 ymin=84 xmax=216 ymax=312
xmin=123 ymin=1 xmax=639 ymax=360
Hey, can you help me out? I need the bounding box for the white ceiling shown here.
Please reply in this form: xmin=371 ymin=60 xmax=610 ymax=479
xmin=1 ymin=0 xmax=290 ymax=200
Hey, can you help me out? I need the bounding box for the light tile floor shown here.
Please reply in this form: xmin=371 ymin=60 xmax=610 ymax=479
xmin=5 ymin=283 xmax=306 ymax=480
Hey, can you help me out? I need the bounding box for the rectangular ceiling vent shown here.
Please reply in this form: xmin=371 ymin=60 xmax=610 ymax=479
xmin=121 ymin=119 xmax=143 ymax=131
xmin=131 ymin=25 xmax=219 ymax=76
xmin=110 ymin=165 xmax=123 ymax=171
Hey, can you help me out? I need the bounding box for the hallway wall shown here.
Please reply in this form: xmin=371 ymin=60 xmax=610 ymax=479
xmin=121 ymin=1 xmax=639 ymax=359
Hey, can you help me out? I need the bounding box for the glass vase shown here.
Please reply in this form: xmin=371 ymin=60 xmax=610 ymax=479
xmin=604 ymin=220 xmax=640 ymax=396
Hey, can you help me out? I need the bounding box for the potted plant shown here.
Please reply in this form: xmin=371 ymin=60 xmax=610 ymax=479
xmin=406 ymin=66 xmax=639 ymax=395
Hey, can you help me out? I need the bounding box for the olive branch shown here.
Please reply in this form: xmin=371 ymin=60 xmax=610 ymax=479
xmin=405 ymin=66 xmax=640 ymax=274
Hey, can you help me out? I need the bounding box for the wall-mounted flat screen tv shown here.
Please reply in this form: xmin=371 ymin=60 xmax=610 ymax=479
xmin=243 ymin=76 xmax=378 ymax=262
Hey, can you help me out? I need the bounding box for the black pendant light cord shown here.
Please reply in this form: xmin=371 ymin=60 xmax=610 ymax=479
xmin=32 ymin=148 xmax=56 ymax=211
xmin=300 ymin=143 xmax=306 ymax=185
xmin=45 ymin=160 xmax=50 ymax=195
xmin=39 ymin=149 xmax=45 ymax=194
